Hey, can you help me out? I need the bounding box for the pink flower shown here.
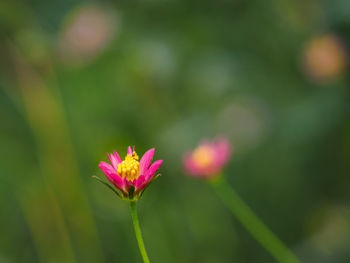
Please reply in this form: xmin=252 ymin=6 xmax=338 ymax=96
xmin=183 ymin=137 xmax=231 ymax=178
xmin=98 ymin=146 xmax=163 ymax=200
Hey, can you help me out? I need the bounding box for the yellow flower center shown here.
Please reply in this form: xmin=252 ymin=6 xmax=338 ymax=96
xmin=117 ymin=152 xmax=140 ymax=180
xmin=192 ymin=145 xmax=214 ymax=168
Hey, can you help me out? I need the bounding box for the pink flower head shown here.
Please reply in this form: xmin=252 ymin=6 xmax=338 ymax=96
xmin=183 ymin=137 xmax=231 ymax=178
xmin=98 ymin=146 xmax=163 ymax=200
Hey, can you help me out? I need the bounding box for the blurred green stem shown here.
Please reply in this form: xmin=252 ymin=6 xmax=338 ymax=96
xmin=130 ymin=202 xmax=150 ymax=263
xmin=210 ymin=176 xmax=301 ymax=263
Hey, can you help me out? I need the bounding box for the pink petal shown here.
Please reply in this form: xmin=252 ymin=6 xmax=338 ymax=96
xmin=99 ymin=161 xmax=116 ymax=175
xmin=214 ymin=137 xmax=231 ymax=166
xmin=99 ymin=161 xmax=124 ymax=189
xmin=113 ymin=150 xmax=123 ymax=163
xmin=134 ymin=175 xmax=146 ymax=188
xmin=135 ymin=178 xmax=148 ymax=194
xmin=127 ymin=146 xmax=133 ymax=155
xmin=145 ymin=159 xmax=163 ymax=181
xmin=124 ymin=177 xmax=136 ymax=193
xmin=107 ymin=152 xmax=121 ymax=171
xmin=183 ymin=154 xmax=201 ymax=175
xmin=139 ymin=148 xmax=155 ymax=175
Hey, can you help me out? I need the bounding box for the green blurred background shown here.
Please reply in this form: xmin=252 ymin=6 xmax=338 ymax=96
xmin=1 ymin=0 xmax=350 ymax=262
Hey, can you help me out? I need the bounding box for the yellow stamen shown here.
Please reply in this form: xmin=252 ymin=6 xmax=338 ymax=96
xmin=117 ymin=151 xmax=140 ymax=180
xmin=192 ymin=145 xmax=214 ymax=168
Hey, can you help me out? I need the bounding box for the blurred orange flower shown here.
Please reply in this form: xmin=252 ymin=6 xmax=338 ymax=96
xmin=303 ymin=35 xmax=347 ymax=81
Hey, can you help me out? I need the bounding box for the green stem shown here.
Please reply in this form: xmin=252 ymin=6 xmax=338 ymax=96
xmin=210 ymin=176 xmax=301 ymax=263
xmin=130 ymin=202 xmax=150 ymax=263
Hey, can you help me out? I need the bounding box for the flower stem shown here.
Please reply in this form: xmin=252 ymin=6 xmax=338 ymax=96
xmin=210 ymin=176 xmax=301 ymax=263
xmin=130 ymin=201 xmax=150 ymax=263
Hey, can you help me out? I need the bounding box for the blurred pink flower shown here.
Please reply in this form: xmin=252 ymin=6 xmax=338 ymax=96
xmin=99 ymin=146 xmax=163 ymax=200
xmin=58 ymin=4 xmax=117 ymax=64
xmin=183 ymin=137 xmax=231 ymax=178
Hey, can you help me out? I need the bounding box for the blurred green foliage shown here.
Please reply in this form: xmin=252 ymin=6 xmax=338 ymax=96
xmin=0 ymin=0 xmax=350 ymax=262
